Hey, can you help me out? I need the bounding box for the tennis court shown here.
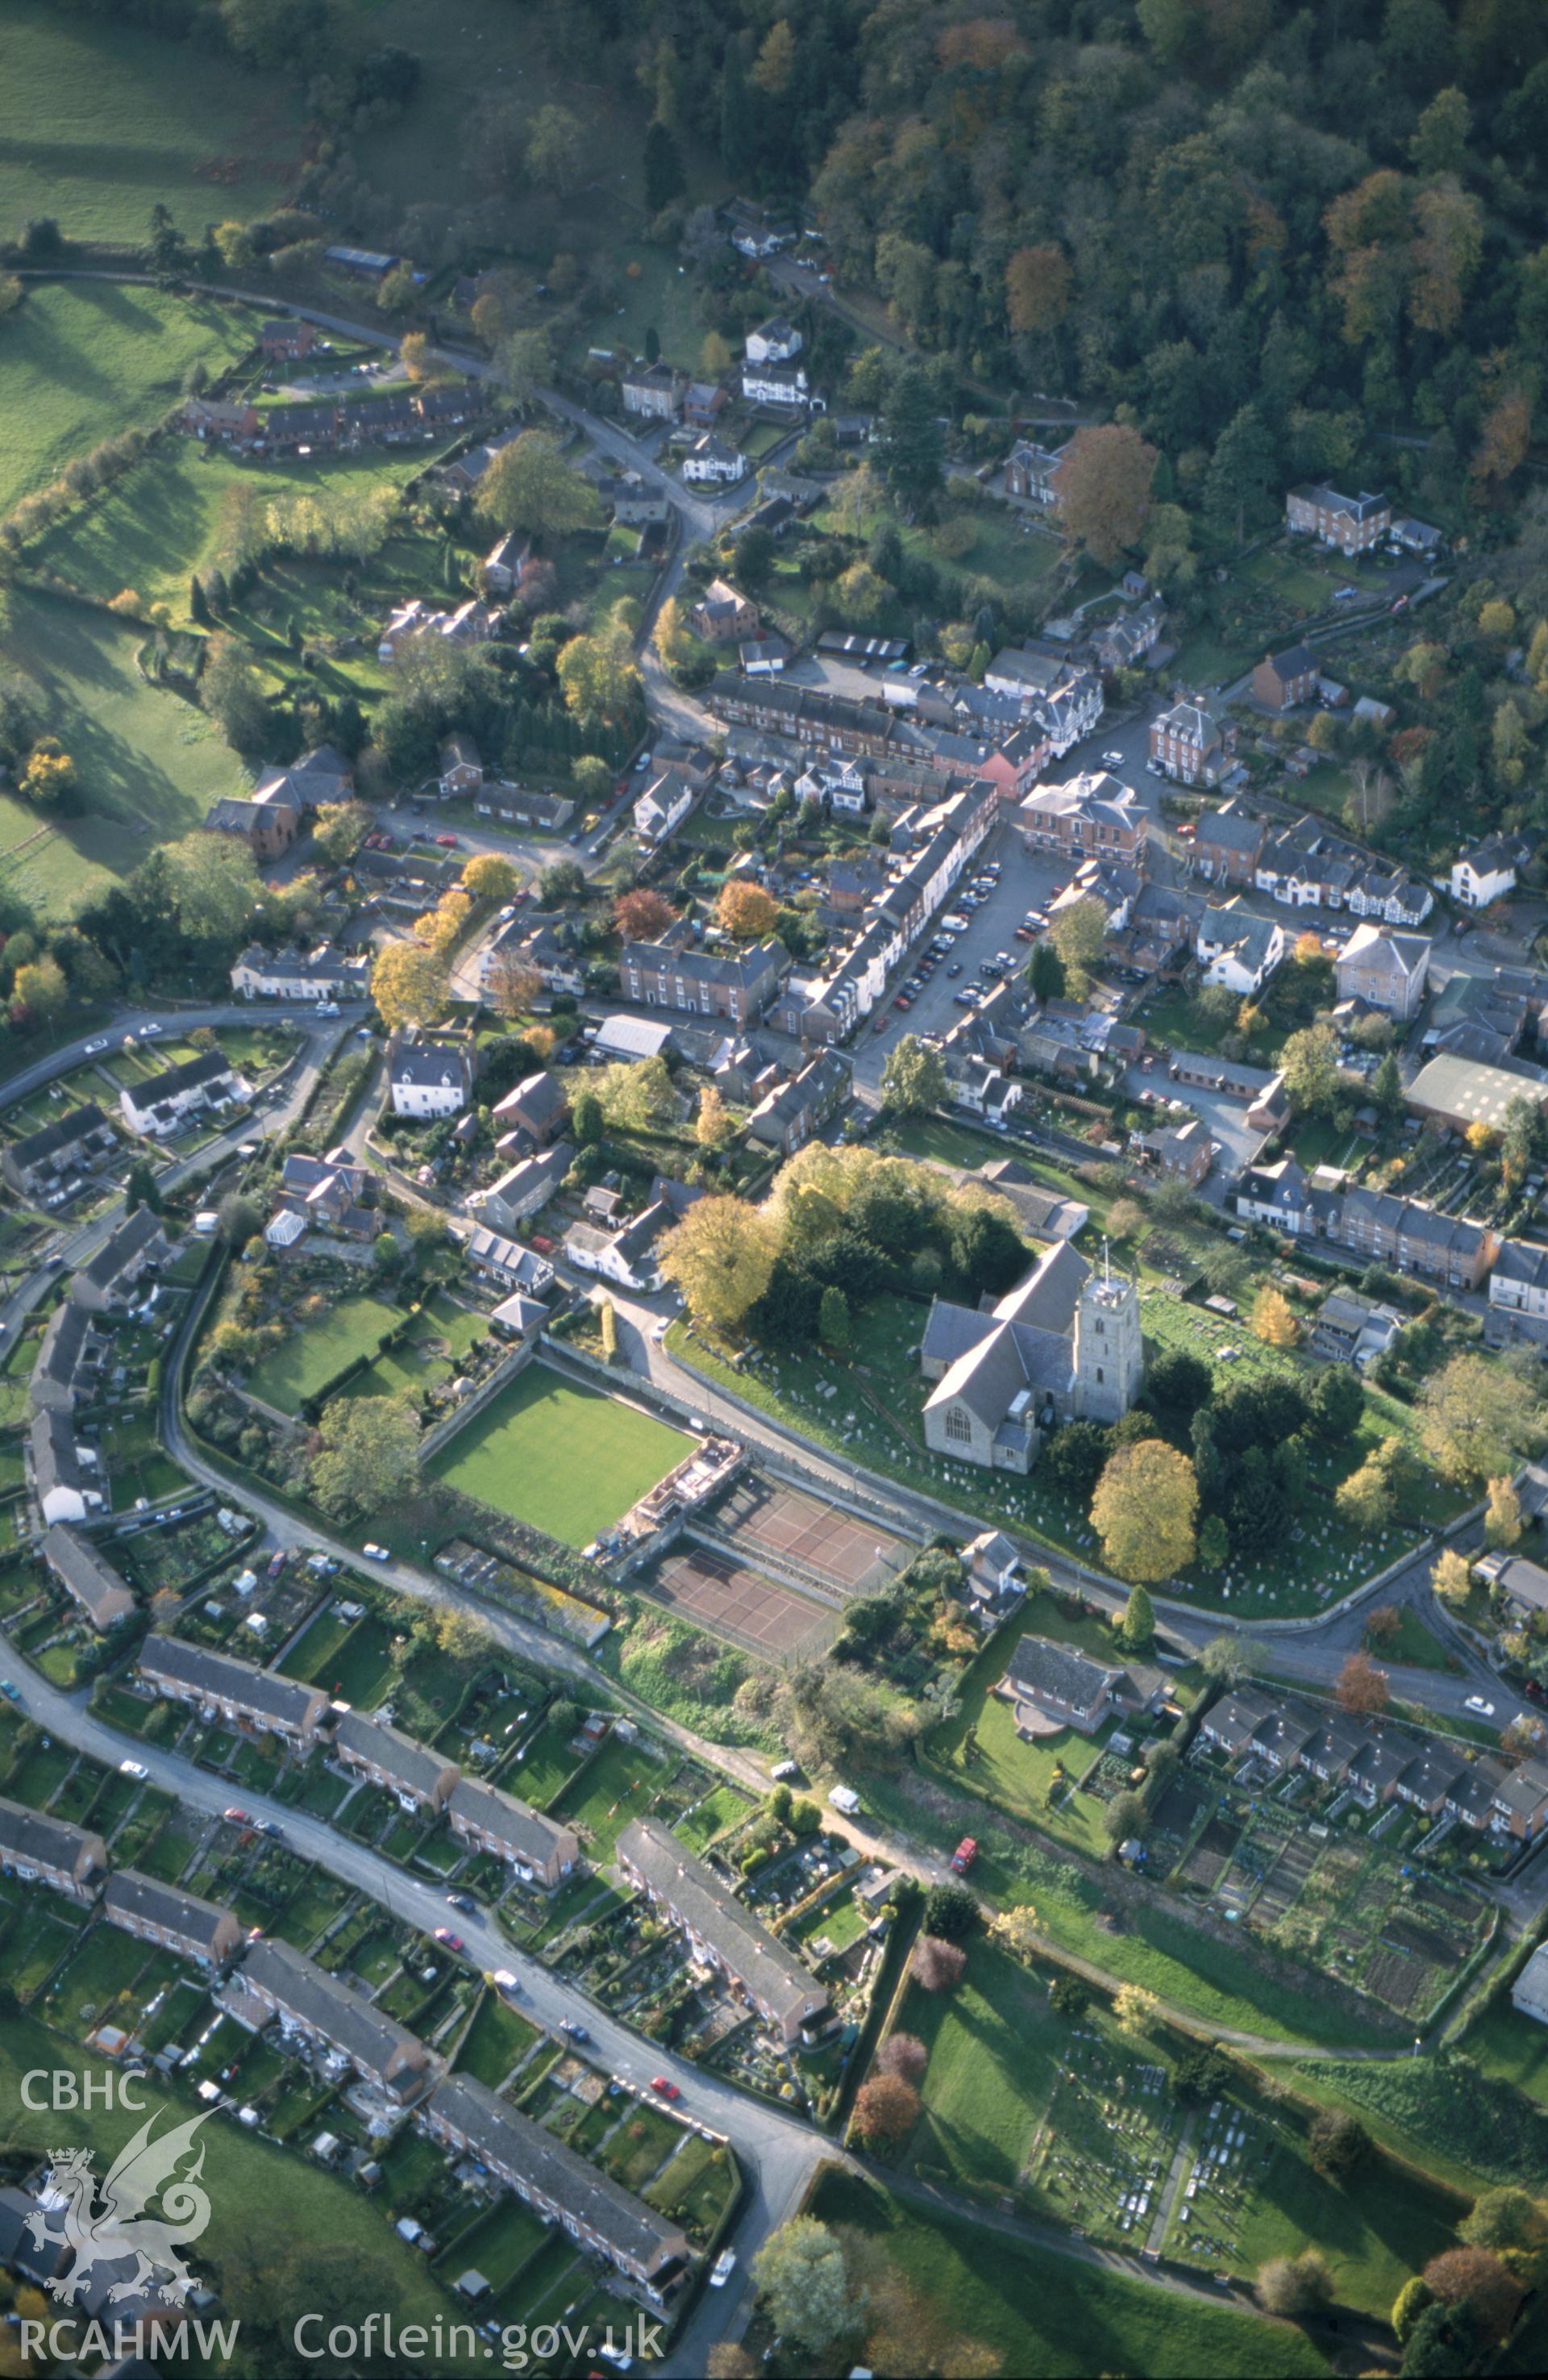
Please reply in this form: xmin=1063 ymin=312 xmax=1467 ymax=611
xmin=650 ymin=1544 xmax=834 ymax=1659
xmin=714 ymin=1473 xmax=910 ymax=1595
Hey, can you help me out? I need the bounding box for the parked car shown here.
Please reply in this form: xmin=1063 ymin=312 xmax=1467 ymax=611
xmin=119 ymin=1759 xmax=148 ymax=1780
xmin=709 ymin=2249 xmax=737 ymax=2288
xmin=560 ymin=2019 xmax=589 ymax=2041
xmin=223 ymin=1807 xmax=250 ymax=1824
xmin=446 ymin=1892 xmax=476 ymax=1914
xmin=362 ymin=1542 xmax=389 ymax=1561
xmin=950 ymin=1836 xmax=978 ymax=1874
xmin=1464 ymin=1696 xmax=1496 ymax=1718
xmin=0 ymin=1681 xmax=20 ymax=1703
xmin=435 ymin=833 xmax=458 ymax=848
xmin=649 ymin=2076 xmax=680 ymax=2100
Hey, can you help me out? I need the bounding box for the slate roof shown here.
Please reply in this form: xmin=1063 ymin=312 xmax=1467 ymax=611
xmin=1002 ymin=1633 xmax=1163 ymax=1715
xmin=447 ymin=1778 xmax=576 ymax=1869
xmin=240 ymin=1938 xmax=426 ymax=2085
xmin=618 ymin=1815 xmax=827 ymax=2030
xmin=76 ymin=1207 xmax=166 ymax=1299
xmin=104 ymin=1869 xmax=235 ymax=1955
xmin=333 ymin=1710 xmax=460 ymax=1803
xmin=8 ymin=1102 xmax=109 ymax=1172
xmin=0 ymin=1793 xmax=103 ymax=1879
xmin=428 ymin=2073 xmax=685 ymax=2274
xmin=43 ymin=1524 xmax=135 ymax=1629
xmin=138 ymin=1634 xmax=325 ymax=1729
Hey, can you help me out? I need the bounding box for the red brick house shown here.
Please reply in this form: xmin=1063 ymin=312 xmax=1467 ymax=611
xmin=1252 ymin=645 xmax=1319 ymax=711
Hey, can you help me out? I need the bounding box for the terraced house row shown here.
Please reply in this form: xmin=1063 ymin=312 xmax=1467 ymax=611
xmin=133 ymin=1636 xmax=579 ymax=1885
xmin=0 ymin=1795 xmax=685 ymax=2306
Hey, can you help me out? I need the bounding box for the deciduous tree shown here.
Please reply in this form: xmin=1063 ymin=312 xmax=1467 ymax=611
xmin=1252 ymin=1286 xmax=1299 ymax=1347
xmin=880 ymin=1033 xmax=947 ymax=1115
xmin=1336 ymin=1648 xmax=1389 ymax=1715
xmin=1420 ymin=1354 xmax=1542 ymax=1485
xmin=1113 ymin=1982 xmax=1158 ymax=2036
xmin=371 ymin=940 xmax=443 ymax=1029
xmin=1051 ymin=424 xmax=1155 ymax=567
xmin=1485 ymin=1476 xmax=1523 ymax=1548
xmin=658 ymin=1196 xmax=780 ymax=1332
xmin=750 ymin=2219 xmax=853 ymax=2353
xmin=715 ymin=881 xmax=779 ymax=940
xmin=461 ymin=852 xmax=520 ymax=901
xmin=851 ymin=2073 xmax=921 ymax=2145
xmin=614 ymin=886 xmax=678 ymax=942
xmin=911 ymin=1935 xmax=967 ymax=1992
xmin=310 ymin=1393 xmax=419 ymax=1522
xmin=1256 ymin=2250 xmax=1333 ymax=2317
xmin=475 ymin=431 xmax=597 ymax=540
xmin=1092 ymin=1440 xmax=1197 ymax=1582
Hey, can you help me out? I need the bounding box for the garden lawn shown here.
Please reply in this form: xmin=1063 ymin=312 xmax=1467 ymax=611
xmin=456 ymin=1990 xmax=539 ymax=2088
xmin=430 ymin=1363 xmax=687 ymax=1548
xmin=247 ymin=1294 xmax=401 ymax=1415
xmin=804 ymin=2167 xmax=1330 ymax=2380
xmin=552 ymin=1738 xmax=673 ymax=1865
xmin=0 ymin=284 xmax=253 ymax=516
xmin=0 ymin=4 xmax=302 ymax=242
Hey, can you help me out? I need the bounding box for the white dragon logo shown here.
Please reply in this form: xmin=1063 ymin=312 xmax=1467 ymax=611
xmin=26 ymin=2108 xmax=214 ymax=2307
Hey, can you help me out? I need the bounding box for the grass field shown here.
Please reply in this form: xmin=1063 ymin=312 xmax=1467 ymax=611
xmin=552 ymin=1736 xmax=672 ymax=1863
xmin=0 ymin=590 xmax=240 ymax=919
xmin=246 ymin=1294 xmax=400 ymax=1415
xmin=0 ymin=284 xmax=253 ymax=516
xmin=803 ymin=2166 xmax=1330 ymax=2380
xmin=430 ymin=1363 xmax=687 ymax=1547
xmin=0 ymin=6 xmax=302 ymax=244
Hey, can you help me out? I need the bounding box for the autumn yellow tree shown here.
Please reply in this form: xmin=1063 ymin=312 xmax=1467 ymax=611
xmin=1431 ymin=1547 xmax=1473 ymax=1607
xmin=658 ymin=1196 xmax=780 ymax=1332
xmin=1252 ymin=1286 xmax=1299 ymax=1347
xmin=1091 ymin=1440 xmax=1197 ymax=1582
xmin=414 ymin=889 xmax=472 ymax=956
xmin=1113 ymin=1983 xmax=1158 ymax=2036
xmin=372 ymin=940 xmax=444 ymax=1029
xmin=716 ymin=880 xmax=780 ymax=940
xmin=1485 ymin=1475 xmax=1523 ymax=1549
xmin=461 ymin=852 xmax=521 ymax=900
xmin=696 ymin=1086 xmax=735 ymax=1149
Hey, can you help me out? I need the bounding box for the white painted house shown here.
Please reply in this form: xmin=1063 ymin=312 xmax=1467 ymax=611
xmin=120 ymin=1050 xmax=245 ymax=1138
xmin=745 ymin=318 xmax=803 ymax=364
xmin=681 ymin=435 xmax=748 ymax=487
xmin=1195 ymin=901 xmax=1287 ymax=997
xmin=389 ymin=1040 xmax=472 ymax=1119
xmin=633 ymin=768 xmax=694 ymax=845
xmin=1450 ymin=832 xmax=1533 ymax=911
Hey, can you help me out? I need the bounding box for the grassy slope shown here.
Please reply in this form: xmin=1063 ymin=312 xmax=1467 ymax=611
xmin=0 ymin=283 xmax=252 ymax=515
xmin=0 ymin=4 xmax=301 ymax=240
xmin=806 ymin=2166 xmax=1330 ymax=2380
xmin=31 ymin=439 xmax=421 ymax=621
xmin=0 ymin=2009 xmax=483 ymax=2367
xmin=0 ymin=589 xmax=240 ymax=919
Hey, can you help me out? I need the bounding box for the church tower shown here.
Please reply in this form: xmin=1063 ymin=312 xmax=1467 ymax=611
xmin=1072 ymin=1256 xmax=1143 ymax=1423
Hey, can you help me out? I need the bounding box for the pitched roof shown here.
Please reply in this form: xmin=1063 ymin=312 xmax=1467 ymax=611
xmin=333 ymin=1710 xmax=460 ymax=1801
xmin=618 ymin=1815 xmax=827 ymax=2028
xmin=240 ymin=1938 xmax=426 ymax=2082
xmin=447 ymin=1777 xmax=576 ymax=1869
xmin=104 ymin=1869 xmax=235 ymax=1953
xmin=77 ymin=1207 xmax=167 ymax=1298
xmin=0 ymin=1792 xmax=103 ymax=1878
xmin=43 ymin=1525 xmax=135 ymax=1628
xmin=127 ymin=1048 xmax=234 ymax=1106
xmin=138 ymin=1634 xmax=324 ymax=1729
xmin=428 ymin=2073 xmax=685 ymax=2274
xmin=1003 ymin=1632 xmax=1162 ymax=1714
xmin=8 ymin=1102 xmax=109 ymax=1171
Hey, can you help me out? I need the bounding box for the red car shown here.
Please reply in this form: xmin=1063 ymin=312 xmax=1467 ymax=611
xmin=950 ymin=1836 xmax=978 ymax=1875
xmin=433 ymin=1927 xmax=464 ymax=1953
xmin=435 ymin=833 xmax=458 ymax=848
xmin=223 ymin=1807 xmax=250 ymax=1825
xmin=650 ymin=2076 xmax=680 ymax=2100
